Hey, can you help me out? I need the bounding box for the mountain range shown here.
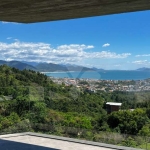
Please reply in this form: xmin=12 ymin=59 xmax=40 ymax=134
xmin=136 ymin=67 xmax=150 ymax=71
xmin=0 ymin=60 xmax=150 ymax=72
xmin=0 ymin=60 xmax=37 ymax=71
xmin=0 ymin=60 xmax=99 ymax=72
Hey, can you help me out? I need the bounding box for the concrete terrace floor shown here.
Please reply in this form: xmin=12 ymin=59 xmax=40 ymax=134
xmin=0 ymin=132 xmax=142 ymax=150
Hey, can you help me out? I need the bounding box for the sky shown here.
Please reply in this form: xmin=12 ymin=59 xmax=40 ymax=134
xmin=0 ymin=10 xmax=150 ymax=70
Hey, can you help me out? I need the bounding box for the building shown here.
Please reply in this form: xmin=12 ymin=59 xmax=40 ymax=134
xmin=106 ymin=102 xmax=122 ymax=114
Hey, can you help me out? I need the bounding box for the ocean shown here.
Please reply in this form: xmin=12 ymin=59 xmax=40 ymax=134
xmin=44 ymin=70 xmax=150 ymax=80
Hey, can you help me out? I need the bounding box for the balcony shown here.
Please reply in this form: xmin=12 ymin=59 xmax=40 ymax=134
xmin=0 ymin=132 xmax=142 ymax=150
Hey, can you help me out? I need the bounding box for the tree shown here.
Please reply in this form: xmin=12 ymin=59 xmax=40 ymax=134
xmin=121 ymin=137 xmax=137 ymax=148
xmin=138 ymin=124 xmax=150 ymax=136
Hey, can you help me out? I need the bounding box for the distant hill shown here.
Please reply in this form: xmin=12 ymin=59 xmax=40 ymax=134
xmin=36 ymin=63 xmax=94 ymax=72
xmin=0 ymin=60 xmax=104 ymax=72
xmin=136 ymin=67 xmax=150 ymax=71
xmin=64 ymin=65 xmax=94 ymax=72
xmin=91 ymin=67 xmax=105 ymax=71
xmin=36 ymin=63 xmax=68 ymax=72
xmin=21 ymin=61 xmax=39 ymax=67
xmin=0 ymin=60 xmax=37 ymax=70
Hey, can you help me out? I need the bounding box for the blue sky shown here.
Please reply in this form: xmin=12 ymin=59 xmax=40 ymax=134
xmin=0 ymin=10 xmax=150 ymax=70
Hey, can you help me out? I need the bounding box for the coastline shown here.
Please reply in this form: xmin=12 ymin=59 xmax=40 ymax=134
xmin=42 ymin=70 xmax=150 ymax=81
xmin=41 ymin=71 xmax=77 ymax=74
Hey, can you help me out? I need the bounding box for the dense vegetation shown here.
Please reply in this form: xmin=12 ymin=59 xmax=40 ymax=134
xmin=0 ymin=65 xmax=150 ymax=148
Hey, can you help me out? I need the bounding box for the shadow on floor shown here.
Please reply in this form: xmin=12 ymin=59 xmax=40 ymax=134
xmin=0 ymin=138 xmax=60 ymax=150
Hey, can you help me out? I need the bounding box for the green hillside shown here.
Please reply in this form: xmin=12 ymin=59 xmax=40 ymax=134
xmin=0 ymin=65 xmax=104 ymax=132
xmin=0 ymin=65 xmax=150 ymax=148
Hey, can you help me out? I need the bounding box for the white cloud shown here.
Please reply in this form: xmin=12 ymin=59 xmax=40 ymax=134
xmin=102 ymin=43 xmax=110 ymax=47
xmin=1 ymin=21 xmax=19 ymax=24
xmin=136 ymin=54 xmax=150 ymax=57
xmin=132 ymin=60 xmax=149 ymax=65
xmin=0 ymin=41 xmax=131 ymax=64
xmin=6 ymin=37 xmax=12 ymax=40
xmin=2 ymin=21 xmax=9 ymax=24
xmin=114 ymin=64 xmax=121 ymax=67
xmin=87 ymin=45 xmax=94 ymax=49
xmin=86 ymin=51 xmax=131 ymax=59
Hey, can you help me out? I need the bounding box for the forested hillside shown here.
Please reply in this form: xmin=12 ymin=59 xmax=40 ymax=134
xmin=0 ymin=65 xmax=150 ymax=148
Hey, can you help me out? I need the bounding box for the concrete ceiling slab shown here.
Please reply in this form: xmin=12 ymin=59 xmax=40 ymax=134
xmin=0 ymin=0 xmax=150 ymax=23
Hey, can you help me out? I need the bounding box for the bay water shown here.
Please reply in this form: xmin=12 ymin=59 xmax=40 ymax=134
xmin=44 ymin=70 xmax=150 ymax=80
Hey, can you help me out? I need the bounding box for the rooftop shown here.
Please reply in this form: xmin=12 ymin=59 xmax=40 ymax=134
xmin=106 ymin=102 xmax=122 ymax=106
xmin=0 ymin=132 xmax=141 ymax=150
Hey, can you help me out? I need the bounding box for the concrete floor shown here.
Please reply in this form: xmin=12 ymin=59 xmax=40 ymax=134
xmin=0 ymin=135 xmax=114 ymax=150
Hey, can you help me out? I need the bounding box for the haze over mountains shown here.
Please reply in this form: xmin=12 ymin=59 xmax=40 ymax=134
xmin=0 ymin=60 xmax=150 ymax=72
xmin=0 ymin=60 xmax=37 ymax=71
xmin=136 ymin=67 xmax=150 ymax=71
xmin=0 ymin=60 xmax=97 ymax=72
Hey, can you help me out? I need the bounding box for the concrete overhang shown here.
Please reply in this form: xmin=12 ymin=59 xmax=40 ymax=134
xmin=0 ymin=0 xmax=150 ymax=23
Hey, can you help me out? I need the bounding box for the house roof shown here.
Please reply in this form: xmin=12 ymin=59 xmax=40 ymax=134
xmin=106 ymin=102 xmax=122 ymax=106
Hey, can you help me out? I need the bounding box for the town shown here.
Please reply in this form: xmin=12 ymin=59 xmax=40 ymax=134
xmin=50 ymin=77 xmax=150 ymax=93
